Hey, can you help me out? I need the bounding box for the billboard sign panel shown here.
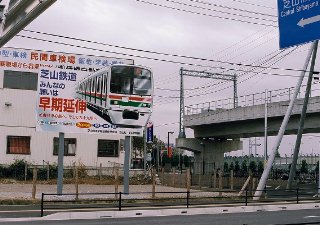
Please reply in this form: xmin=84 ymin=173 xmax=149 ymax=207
xmin=0 ymin=47 xmax=134 ymax=72
xmin=278 ymin=0 xmax=320 ymax=49
xmin=36 ymin=67 xmax=147 ymax=137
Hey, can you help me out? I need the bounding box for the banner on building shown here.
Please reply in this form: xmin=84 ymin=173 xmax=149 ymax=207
xmin=0 ymin=47 xmax=134 ymax=72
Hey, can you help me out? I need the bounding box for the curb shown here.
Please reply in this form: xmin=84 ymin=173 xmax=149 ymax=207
xmin=1 ymin=203 xmax=320 ymax=222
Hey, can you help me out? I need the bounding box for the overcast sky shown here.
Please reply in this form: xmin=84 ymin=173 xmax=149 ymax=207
xmin=6 ymin=0 xmax=320 ymax=157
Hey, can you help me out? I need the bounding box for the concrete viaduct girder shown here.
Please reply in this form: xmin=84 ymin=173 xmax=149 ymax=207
xmin=184 ymin=96 xmax=320 ymax=139
xmin=176 ymin=138 xmax=243 ymax=174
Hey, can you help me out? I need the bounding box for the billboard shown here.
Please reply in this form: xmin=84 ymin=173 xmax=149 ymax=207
xmin=0 ymin=47 xmax=134 ymax=72
xmin=36 ymin=67 xmax=149 ymax=137
xmin=0 ymin=47 xmax=150 ymax=136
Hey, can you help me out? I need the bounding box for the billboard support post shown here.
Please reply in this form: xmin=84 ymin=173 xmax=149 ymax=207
xmin=123 ymin=136 xmax=131 ymax=195
xmin=57 ymin=132 xmax=64 ymax=195
xmin=143 ymin=128 xmax=147 ymax=173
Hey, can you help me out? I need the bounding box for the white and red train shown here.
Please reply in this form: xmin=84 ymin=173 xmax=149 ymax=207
xmin=75 ymin=64 xmax=153 ymax=128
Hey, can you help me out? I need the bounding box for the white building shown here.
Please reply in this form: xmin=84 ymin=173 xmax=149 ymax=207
xmin=0 ymin=47 xmax=136 ymax=167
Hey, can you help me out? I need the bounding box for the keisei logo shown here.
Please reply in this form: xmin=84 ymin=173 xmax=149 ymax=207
xmin=76 ymin=122 xmax=92 ymax=128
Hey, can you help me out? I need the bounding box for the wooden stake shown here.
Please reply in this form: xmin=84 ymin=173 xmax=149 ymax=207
xmin=75 ymin=166 xmax=79 ymax=200
xmin=32 ymin=168 xmax=37 ymax=200
xmin=115 ymin=166 xmax=119 ymax=199
xmin=152 ymin=168 xmax=156 ymax=198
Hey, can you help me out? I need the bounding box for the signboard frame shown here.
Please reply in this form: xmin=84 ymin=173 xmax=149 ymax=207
xmin=278 ymin=0 xmax=320 ymax=49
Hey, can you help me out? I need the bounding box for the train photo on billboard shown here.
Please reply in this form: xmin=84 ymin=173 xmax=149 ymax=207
xmin=75 ymin=64 xmax=153 ymax=128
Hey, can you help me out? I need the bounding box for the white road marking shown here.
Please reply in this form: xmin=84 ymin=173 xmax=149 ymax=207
xmin=304 ymin=215 xmax=320 ymax=218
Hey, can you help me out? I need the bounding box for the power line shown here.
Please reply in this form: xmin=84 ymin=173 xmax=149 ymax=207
xmin=185 ymin=0 xmax=277 ymax=17
xmin=16 ymin=33 xmax=308 ymax=102
xmin=135 ymin=0 xmax=277 ymax=27
xmin=161 ymin=0 xmax=277 ymax=22
xmin=155 ymin=48 xmax=300 ymax=102
xmin=155 ymin=47 xmax=298 ymax=103
xmin=20 ymin=30 xmax=310 ymax=73
xmin=182 ymin=47 xmax=298 ymax=99
xmin=155 ymin=46 xmax=299 ymax=103
xmin=227 ymin=0 xmax=275 ymax=9
xmin=155 ymin=27 xmax=276 ymax=86
xmin=183 ymin=48 xmax=294 ymax=96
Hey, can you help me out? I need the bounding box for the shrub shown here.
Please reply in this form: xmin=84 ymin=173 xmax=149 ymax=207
xmin=8 ymin=159 xmax=31 ymax=180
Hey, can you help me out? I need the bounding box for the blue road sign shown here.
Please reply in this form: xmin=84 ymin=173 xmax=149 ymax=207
xmin=278 ymin=0 xmax=320 ymax=49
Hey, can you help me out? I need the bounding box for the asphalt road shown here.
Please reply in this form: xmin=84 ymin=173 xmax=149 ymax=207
xmin=2 ymin=209 xmax=320 ymax=225
xmin=0 ymin=205 xmax=41 ymax=218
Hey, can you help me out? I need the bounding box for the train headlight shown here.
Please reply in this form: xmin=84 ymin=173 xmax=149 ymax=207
xmin=111 ymin=100 xmax=119 ymax=105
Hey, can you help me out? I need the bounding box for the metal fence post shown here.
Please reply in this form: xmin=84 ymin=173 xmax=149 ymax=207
xmin=245 ymin=189 xmax=248 ymax=206
xmin=187 ymin=191 xmax=190 ymax=208
xmin=41 ymin=193 xmax=44 ymax=217
xmin=119 ymin=192 xmax=122 ymax=211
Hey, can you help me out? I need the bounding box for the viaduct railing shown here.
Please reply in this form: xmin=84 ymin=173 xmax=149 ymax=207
xmin=186 ymin=85 xmax=320 ymax=115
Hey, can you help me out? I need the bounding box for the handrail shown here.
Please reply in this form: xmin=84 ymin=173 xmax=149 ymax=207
xmin=40 ymin=187 xmax=320 ymax=217
xmin=186 ymin=85 xmax=320 ymax=115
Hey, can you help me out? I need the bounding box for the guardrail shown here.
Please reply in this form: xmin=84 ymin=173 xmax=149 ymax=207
xmin=40 ymin=188 xmax=320 ymax=217
xmin=186 ymin=86 xmax=320 ymax=115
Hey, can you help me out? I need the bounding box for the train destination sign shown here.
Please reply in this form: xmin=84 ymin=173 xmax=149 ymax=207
xmin=278 ymin=0 xmax=320 ymax=49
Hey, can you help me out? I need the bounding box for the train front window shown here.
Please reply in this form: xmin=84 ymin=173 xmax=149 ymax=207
xmin=132 ymin=69 xmax=151 ymax=96
xmin=110 ymin=66 xmax=151 ymax=96
xmin=110 ymin=66 xmax=132 ymax=95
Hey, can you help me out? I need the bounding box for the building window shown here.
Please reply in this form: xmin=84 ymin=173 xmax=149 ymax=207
xmin=97 ymin=140 xmax=119 ymax=157
xmin=53 ymin=138 xmax=76 ymax=156
xmin=3 ymin=70 xmax=38 ymax=90
xmin=7 ymin=136 xmax=31 ymax=154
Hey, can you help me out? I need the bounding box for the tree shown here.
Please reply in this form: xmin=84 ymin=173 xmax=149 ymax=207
xmin=300 ymin=160 xmax=308 ymax=174
xmin=241 ymin=160 xmax=248 ymax=175
xmin=234 ymin=161 xmax=240 ymax=174
xmin=171 ymin=154 xmax=179 ymax=167
xmin=258 ymin=161 xmax=264 ymax=174
xmin=224 ymin=162 xmax=229 ymax=173
xmin=315 ymin=161 xmax=319 ymax=173
xmin=229 ymin=162 xmax=235 ymax=172
xmin=249 ymin=161 xmax=257 ymax=173
xmin=275 ymin=149 xmax=281 ymax=158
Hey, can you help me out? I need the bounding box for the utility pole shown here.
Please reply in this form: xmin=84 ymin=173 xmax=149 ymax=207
xmin=254 ymin=41 xmax=318 ymax=200
xmin=179 ymin=68 xmax=186 ymax=139
xmin=264 ymin=89 xmax=268 ymax=163
xmin=287 ymin=40 xmax=319 ymax=190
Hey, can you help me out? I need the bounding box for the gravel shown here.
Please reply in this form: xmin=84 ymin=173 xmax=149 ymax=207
xmin=0 ymin=184 xmax=237 ymax=201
